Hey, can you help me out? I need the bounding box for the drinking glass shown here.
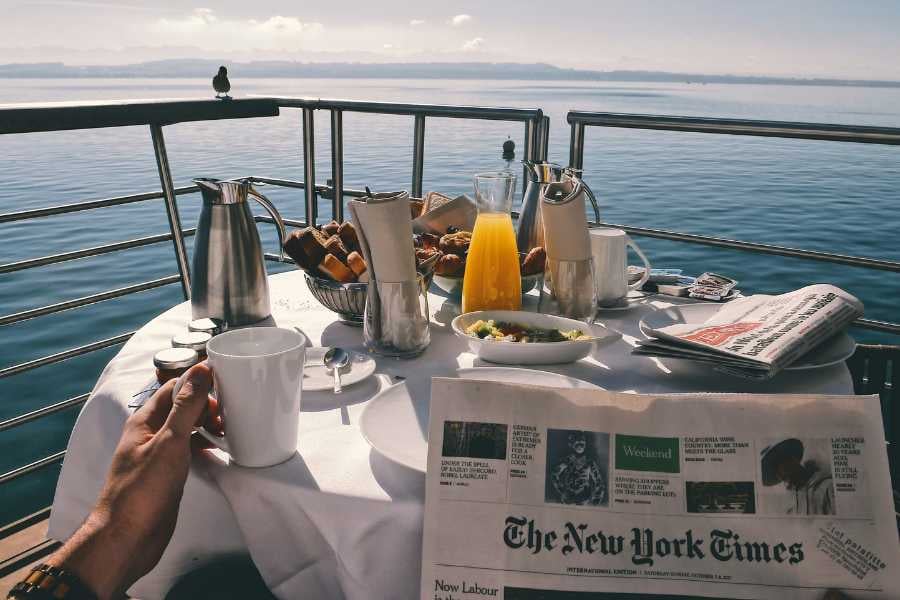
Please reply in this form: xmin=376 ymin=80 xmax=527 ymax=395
xmin=462 ymin=172 xmax=522 ymax=313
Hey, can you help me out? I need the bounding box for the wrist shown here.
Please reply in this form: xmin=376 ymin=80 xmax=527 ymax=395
xmin=46 ymin=513 xmax=130 ymax=600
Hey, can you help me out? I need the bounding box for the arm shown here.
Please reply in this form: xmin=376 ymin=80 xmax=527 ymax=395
xmin=25 ymin=364 xmax=216 ymax=600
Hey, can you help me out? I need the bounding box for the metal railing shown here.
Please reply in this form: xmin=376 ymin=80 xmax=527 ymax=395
xmin=0 ymin=97 xmax=546 ymax=562
xmin=567 ymin=111 xmax=900 ymax=336
xmin=2 ymin=98 xmax=899 ymax=567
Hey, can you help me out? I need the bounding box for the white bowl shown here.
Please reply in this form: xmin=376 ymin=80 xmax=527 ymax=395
xmin=451 ymin=310 xmax=598 ymax=365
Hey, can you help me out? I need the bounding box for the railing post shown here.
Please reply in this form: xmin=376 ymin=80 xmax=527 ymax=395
xmin=302 ymin=108 xmax=318 ymax=225
xmin=412 ymin=114 xmax=425 ymax=197
xmin=538 ymin=115 xmax=550 ymax=162
xmin=569 ymin=121 xmax=585 ymax=170
xmin=522 ymin=117 xmax=540 ymax=199
xmin=149 ymin=123 xmax=191 ymax=300
xmin=330 ymin=110 xmax=344 ymax=222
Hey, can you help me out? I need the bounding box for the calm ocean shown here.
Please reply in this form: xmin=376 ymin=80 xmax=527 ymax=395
xmin=1 ymin=77 xmax=898 ymax=522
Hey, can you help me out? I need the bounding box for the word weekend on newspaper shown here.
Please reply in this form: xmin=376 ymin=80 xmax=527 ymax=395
xmin=420 ymin=379 xmax=900 ymax=599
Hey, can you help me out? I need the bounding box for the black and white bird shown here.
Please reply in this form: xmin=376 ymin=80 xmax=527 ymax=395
xmin=213 ymin=66 xmax=231 ymax=99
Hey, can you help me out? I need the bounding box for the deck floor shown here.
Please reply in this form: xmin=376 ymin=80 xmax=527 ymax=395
xmin=0 ymin=518 xmax=57 ymax=592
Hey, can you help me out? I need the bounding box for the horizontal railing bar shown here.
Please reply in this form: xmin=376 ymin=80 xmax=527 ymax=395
xmin=0 ymin=229 xmax=197 ymax=274
xmin=0 ymin=332 xmax=133 ymax=379
xmin=853 ymin=318 xmax=900 ymax=336
xmin=0 ymin=451 xmax=65 ymax=485
xmin=0 ymin=276 xmax=180 ymax=327
xmin=592 ymin=221 xmax=900 ymax=273
xmin=566 ymin=111 xmax=900 ymax=145
xmin=264 ymin=252 xmax=296 ymax=264
xmin=255 ymin=215 xmax=307 ymax=229
xmin=0 ymin=507 xmax=51 ymax=541
xmin=248 ymin=175 xmax=368 ymax=198
xmin=0 ymin=394 xmax=89 ymax=433
xmin=0 ymin=540 xmax=61 ymax=579
xmin=272 ymin=97 xmax=543 ymax=122
xmin=0 ymin=185 xmax=198 ymax=224
xmin=0 ymin=98 xmax=279 ymax=135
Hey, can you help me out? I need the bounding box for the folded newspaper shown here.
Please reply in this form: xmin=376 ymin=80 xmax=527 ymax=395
xmin=421 ymin=378 xmax=900 ymax=599
xmin=634 ymin=284 xmax=863 ymax=379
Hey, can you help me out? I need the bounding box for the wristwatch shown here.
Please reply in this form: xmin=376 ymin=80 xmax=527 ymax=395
xmin=7 ymin=563 xmax=98 ymax=600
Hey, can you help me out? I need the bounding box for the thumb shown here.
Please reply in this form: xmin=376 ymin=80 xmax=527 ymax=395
xmin=165 ymin=362 xmax=213 ymax=438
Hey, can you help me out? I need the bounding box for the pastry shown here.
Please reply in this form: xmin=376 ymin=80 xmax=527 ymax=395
xmin=435 ymin=253 xmax=465 ymax=276
xmin=318 ymin=253 xmax=355 ymax=283
xmin=321 ymin=220 xmax=340 ymax=236
xmin=439 ymin=231 xmax=472 ymax=255
xmin=324 ymin=235 xmax=349 ymax=261
xmin=415 ymin=232 xmax=441 ymax=251
xmin=283 ymin=227 xmax=328 ymax=271
xmin=346 ymin=251 xmax=367 ymax=277
xmin=337 ymin=221 xmax=360 ymax=253
xmin=415 ymin=247 xmax=441 ymax=264
xmin=521 ymin=246 xmax=546 ymax=275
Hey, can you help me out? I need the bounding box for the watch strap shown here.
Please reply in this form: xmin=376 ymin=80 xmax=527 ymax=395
xmin=8 ymin=563 xmax=98 ymax=600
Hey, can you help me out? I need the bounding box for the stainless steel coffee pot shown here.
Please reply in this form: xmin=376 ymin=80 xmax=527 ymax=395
xmin=515 ymin=161 xmax=563 ymax=252
xmin=516 ymin=162 xmax=601 ymax=252
xmin=191 ymin=178 xmax=287 ymax=326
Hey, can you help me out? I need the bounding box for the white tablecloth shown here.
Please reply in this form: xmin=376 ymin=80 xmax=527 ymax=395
xmin=48 ymin=271 xmax=853 ymax=599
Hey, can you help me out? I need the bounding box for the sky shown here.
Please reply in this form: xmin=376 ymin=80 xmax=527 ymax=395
xmin=2 ymin=0 xmax=900 ymax=79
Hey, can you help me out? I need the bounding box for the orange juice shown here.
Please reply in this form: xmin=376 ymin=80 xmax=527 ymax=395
xmin=462 ymin=212 xmax=522 ymax=312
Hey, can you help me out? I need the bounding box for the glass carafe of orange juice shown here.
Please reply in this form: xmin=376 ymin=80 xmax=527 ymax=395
xmin=462 ymin=172 xmax=522 ymax=313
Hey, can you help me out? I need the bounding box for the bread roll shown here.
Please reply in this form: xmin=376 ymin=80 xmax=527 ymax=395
xmin=346 ymin=251 xmax=367 ymax=277
xmin=324 ymin=235 xmax=349 ymax=261
xmin=322 ymin=220 xmax=340 ymax=236
xmin=283 ymin=227 xmax=328 ymax=271
xmin=338 ymin=221 xmax=360 ymax=253
xmin=318 ymin=254 xmax=355 ymax=283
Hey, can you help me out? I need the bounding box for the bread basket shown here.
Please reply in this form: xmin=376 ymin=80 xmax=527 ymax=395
xmin=305 ymin=270 xmax=435 ymax=326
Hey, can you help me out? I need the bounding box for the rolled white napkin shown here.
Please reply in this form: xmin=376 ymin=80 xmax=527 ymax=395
xmin=348 ymin=192 xmax=417 ymax=283
xmin=541 ymin=179 xmax=591 ymax=262
xmin=349 ymin=191 xmax=429 ymax=353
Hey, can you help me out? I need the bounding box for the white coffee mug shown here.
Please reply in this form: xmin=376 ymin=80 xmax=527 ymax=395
xmin=182 ymin=327 xmax=306 ymax=467
xmin=589 ymin=228 xmax=651 ymax=308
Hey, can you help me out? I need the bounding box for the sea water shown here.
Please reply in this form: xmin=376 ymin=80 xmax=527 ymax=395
xmin=1 ymin=78 xmax=898 ymax=523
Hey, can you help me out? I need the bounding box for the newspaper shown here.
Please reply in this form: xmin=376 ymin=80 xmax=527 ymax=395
xmin=634 ymin=284 xmax=864 ymax=379
xmin=421 ymin=378 xmax=900 ymax=599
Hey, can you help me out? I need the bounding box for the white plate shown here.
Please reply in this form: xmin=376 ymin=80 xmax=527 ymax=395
xmin=639 ymin=303 xmax=856 ymax=370
xmin=302 ymin=347 xmax=376 ymax=391
xmin=451 ymin=310 xmax=609 ymax=365
xmin=360 ymin=367 xmax=601 ymax=472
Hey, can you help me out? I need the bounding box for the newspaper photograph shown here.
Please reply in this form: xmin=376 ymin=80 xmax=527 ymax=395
xmin=634 ymin=284 xmax=864 ymax=379
xmin=421 ymin=378 xmax=899 ymax=599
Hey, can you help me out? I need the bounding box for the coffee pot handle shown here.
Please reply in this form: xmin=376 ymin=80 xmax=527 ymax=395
xmin=247 ymin=185 xmax=287 ymax=260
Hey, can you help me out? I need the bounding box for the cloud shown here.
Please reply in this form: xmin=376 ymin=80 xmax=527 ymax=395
xmin=409 ymin=19 xmax=425 ymax=26
xmin=450 ymin=14 xmax=472 ymax=26
xmin=155 ymin=7 xmax=217 ymax=32
xmin=461 ymin=37 xmax=483 ymax=51
xmin=152 ymin=9 xmax=323 ymax=50
xmin=250 ymin=15 xmax=324 ymax=36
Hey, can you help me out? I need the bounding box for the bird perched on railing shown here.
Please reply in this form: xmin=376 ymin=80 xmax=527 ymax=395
xmin=213 ymin=66 xmax=231 ymax=99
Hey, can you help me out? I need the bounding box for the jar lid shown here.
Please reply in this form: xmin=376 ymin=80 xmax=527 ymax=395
xmin=171 ymin=331 xmax=212 ymax=352
xmin=188 ymin=317 xmax=225 ymax=336
xmin=154 ymin=347 xmax=199 ymax=370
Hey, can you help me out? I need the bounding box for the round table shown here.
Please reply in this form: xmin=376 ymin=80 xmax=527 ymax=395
xmin=48 ymin=271 xmax=853 ymax=599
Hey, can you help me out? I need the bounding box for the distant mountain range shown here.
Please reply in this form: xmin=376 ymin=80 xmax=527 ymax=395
xmin=1 ymin=60 xmax=899 ymax=87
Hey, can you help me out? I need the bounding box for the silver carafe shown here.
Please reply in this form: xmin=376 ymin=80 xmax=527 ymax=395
xmin=191 ymin=178 xmax=287 ymax=326
xmin=516 ymin=161 xmax=562 ymax=252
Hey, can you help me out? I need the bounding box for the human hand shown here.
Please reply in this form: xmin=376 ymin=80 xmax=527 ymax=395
xmin=47 ymin=363 xmax=218 ymax=599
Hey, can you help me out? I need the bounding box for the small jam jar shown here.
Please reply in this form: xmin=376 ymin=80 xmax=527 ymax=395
xmin=171 ymin=331 xmax=212 ymax=360
xmin=188 ymin=318 xmax=225 ymax=337
xmin=154 ymin=347 xmax=199 ymax=384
